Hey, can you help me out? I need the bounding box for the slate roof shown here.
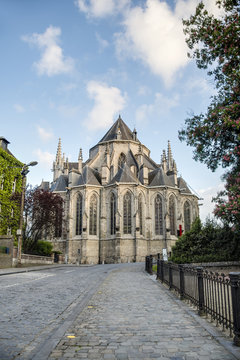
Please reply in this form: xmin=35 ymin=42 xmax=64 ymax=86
xmin=177 ymin=177 xmax=192 ymax=194
xmin=77 ymin=166 xmax=101 ymax=186
xmin=98 ymin=116 xmax=136 ymax=143
xmin=52 ymin=175 xmax=68 ymax=191
xmin=109 ymin=163 xmax=138 ymax=184
xmin=148 ymin=167 xmax=174 ymax=187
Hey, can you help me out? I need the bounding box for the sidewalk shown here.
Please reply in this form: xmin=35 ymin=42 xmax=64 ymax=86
xmin=47 ymin=264 xmax=240 ymax=360
xmin=0 ymin=264 xmax=73 ymax=276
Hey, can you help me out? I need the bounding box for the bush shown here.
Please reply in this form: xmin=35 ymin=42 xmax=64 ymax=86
xmin=170 ymin=217 xmax=240 ymax=264
xmin=33 ymin=240 xmax=53 ymax=257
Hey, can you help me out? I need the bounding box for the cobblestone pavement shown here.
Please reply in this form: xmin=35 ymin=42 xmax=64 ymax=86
xmin=49 ymin=265 xmax=240 ymax=360
xmin=0 ymin=264 xmax=120 ymax=360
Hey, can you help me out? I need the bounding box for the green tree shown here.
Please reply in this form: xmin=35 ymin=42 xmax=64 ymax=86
xmin=179 ymin=0 xmax=240 ymax=227
xmin=0 ymin=147 xmax=23 ymax=238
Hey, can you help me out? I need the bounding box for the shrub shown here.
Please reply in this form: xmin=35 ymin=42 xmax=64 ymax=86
xmin=170 ymin=217 xmax=240 ymax=264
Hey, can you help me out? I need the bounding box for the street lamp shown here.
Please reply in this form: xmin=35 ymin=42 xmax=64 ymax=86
xmin=17 ymin=161 xmax=38 ymax=266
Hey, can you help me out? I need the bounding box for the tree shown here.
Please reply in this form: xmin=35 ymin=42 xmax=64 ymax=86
xmin=179 ymin=0 xmax=240 ymax=227
xmin=23 ymin=188 xmax=64 ymax=253
xmin=0 ymin=147 xmax=23 ymax=238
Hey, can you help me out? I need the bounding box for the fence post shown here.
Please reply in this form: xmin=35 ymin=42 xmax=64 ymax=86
xmin=229 ymin=272 xmax=240 ymax=346
xmin=149 ymin=255 xmax=153 ymax=275
xmin=160 ymin=259 xmax=164 ymax=282
xmin=179 ymin=264 xmax=185 ymax=300
xmin=169 ymin=262 xmax=173 ymax=290
xmin=196 ymin=267 xmax=205 ymax=316
xmin=156 ymin=258 xmax=160 ymax=279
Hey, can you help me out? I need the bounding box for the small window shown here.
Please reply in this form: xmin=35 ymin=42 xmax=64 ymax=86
xmin=118 ymin=153 xmax=126 ymax=171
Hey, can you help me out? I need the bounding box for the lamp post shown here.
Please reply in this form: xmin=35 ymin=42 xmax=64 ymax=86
xmin=17 ymin=161 xmax=38 ymax=266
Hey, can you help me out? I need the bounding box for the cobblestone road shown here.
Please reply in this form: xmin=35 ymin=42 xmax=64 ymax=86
xmin=0 ymin=264 xmax=120 ymax=360
xmin=49 ymin=264 xmax=240 ymax=360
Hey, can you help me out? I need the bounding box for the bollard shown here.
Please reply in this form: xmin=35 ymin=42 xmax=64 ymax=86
xmin=196 ymin=267 xmax=205 ymax=316
xmin=229 ymin=272 xmax=240 ymax=346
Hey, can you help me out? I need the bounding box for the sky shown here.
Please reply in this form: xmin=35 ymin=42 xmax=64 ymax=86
xmin=1 ymin=0 xmax=225 ymax=221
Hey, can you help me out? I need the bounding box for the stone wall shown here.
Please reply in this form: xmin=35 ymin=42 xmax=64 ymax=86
xmin=21 ymin=253 xmax=54 ymax=265
xmin=0 ymin=235 xmax=14 ymax=268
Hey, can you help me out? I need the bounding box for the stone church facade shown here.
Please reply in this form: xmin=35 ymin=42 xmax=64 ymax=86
xmin=43 ymin=116 xmax=199 ymax=264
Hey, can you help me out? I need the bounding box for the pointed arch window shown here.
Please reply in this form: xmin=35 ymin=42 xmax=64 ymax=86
xmin=138 ymin=194 xmax=143 ymax=235
xmin=76 ymin=194 xmax=83 ymax=235
xmin=155 ymin=195 xmax=163 ymax=235
xmin=184 ymin=201 xmax=191 ymax=232
xmin=123 ymin=191 xmax=132 ymax=234
xmin=169 ymin=195 xmax=176 ymax=235
xmin=89 ymin=194 xmax=97 ymax=235
xmin=110 ymin=193 xmax=116 ymax=235
xmin=118 ymin=153 xmax=126 ymax=171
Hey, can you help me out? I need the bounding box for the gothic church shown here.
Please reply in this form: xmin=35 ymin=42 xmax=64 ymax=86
xmin=44 ymin=116 xmax=199 ymax=264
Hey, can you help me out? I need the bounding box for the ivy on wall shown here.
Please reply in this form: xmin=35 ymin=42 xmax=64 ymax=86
xmin=0 ymin=147 xmax=23 ymax=238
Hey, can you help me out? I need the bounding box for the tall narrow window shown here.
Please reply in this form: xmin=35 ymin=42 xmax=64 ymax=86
xmin=138 ymin=194 xmax=143 ymax=235
xmin=123 ymin=191 xmax=132 ymax=234
xmin=89 ymin=195 xmax=97 ymax=235
xmin=169 ymin=195 xmax=176 ymax=235
xmin=110 ymin=193 xmax=116 ymax=235
xmin=76 ymin=194 xmax=83 ymax=235
xmin=118 ymin=153 xmax=126 ymax=170
xmin=155 ymin=195 xmax=163 ymax=235
xmin=184 ymin=201 xmax=191 ymax=232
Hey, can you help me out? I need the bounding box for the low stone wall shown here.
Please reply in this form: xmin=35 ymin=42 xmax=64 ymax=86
xmin=20 ymin=253 xmax=54 ymax=265
xmin=189 ymin=261 xmax=240 ymax=275
xmin=0 ymin=236 xmax=14 ymax=268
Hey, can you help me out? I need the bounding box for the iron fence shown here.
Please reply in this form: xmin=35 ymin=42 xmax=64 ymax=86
xmin=145 ymin=256 xmax=240 ymax=346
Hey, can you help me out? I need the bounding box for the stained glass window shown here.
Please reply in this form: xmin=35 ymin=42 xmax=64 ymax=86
xmin=184 ymin=201 xmax=191 ymax=232
xmin=110 ymin=193 xmax=116 ymax=235
xmin=76 ymin=194 xmax=82 ymax=235
xmin=169 ymin=195 xmax=176 ymax=235
xmin=138 ymin=194 xmax=143 ymax=235
xmin=155 ymin=194 xmax=163 ymax=235
xmin=123 ymin=191 xmax=131 ymax=234
xmin=89 ymin=195 xmax=97 ymax=235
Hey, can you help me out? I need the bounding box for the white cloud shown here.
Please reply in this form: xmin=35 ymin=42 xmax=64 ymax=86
xmin=37 ymin=126 xmax=54 ymax=142
xmin=95 ymin=33 xmax=109 ymax=52
xmin=13 ymin=104 xmax=25 ymax=113
xmin=136 ymin=92 xmax=179 ymax=123
xmin=85 ymin=81 xmax=126 ymax=130
xmin=22 ymin=26 xmax=74 ymax=76
xmin=34 ymin=149 xmax=55 ymax=169
xmin=75 ymin=0 xmax=130 ymax=18
xmin=114 ymin=0 xmax=222 ymax=86
xmin=198 ymin=183 xmax=225 ymax=221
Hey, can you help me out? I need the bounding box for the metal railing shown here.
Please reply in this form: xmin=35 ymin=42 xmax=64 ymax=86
xmin=145 ymin=257 xmax=240 ymax=346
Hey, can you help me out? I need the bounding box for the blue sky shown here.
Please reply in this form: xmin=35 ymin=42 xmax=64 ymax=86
xmin=1 ymin=0 xmax=224 ymax=220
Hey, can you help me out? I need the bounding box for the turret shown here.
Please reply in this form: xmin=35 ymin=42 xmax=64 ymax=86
xmin=53 ymin=138 xmax=64 ymax=181
xmin=78 ymin=148 xmax=83 ymax=173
